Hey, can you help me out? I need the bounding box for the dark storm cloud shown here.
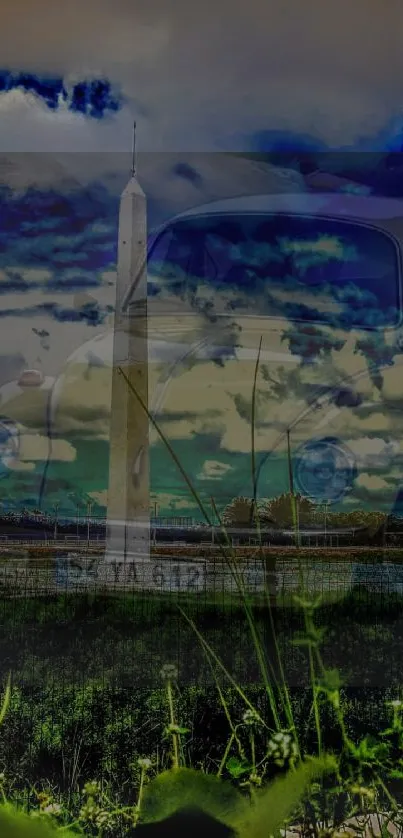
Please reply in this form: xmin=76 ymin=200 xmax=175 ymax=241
xmin=0 ymin=71 xmax=123 ymax=119
xmin=245 ymin=127 xmax=403 ymax=158
xmin=333 ymin=387 xmax=363 ymax=408
xmin=0 ymin=301 xmax=113 ymax=326
xmin=245 ymin=131 xmax=329 ymax=157
xmin=0 ymin=183 xmax=118 ymax=277
xmin=354 ymin=334 xmax=397 ymax=390
xmin=281 ymin=325 xmax=345 ymax=364
xmin=53 ymin=403 xmax=111 ymax=426
xmin=355 ymin=335 xmax=396 ymax=368
xmin=172 ymin=162 xmax=204 ymax=187
xmin=0 ymin=268 xmax=102 ymax=294
xmin=48 ymin=271 xmax=102 ymax=292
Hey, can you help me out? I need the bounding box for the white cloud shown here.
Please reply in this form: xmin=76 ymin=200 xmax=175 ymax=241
xmin=0 ymin=273 xmax=116 ymax=377
xmin=355 ymin=473 xmax=390 ymax=493
xmin=4 ymin=431 xmax=76 ymax=472
xmin=0 ymin=316 xmax=99 ymax=379
xmin=151 ymin=492 xmax=195 ymax=511
xmin=51 ymin=366 xmax=112 ymax=437
xmin=8 ymin=460 xmax=35 ymax=472
xmin=18 ymin=433 xmax=76 ymax=463
xmin=0 ymin=0 xmax=401 ymax=155
xmin=312 ymin=404 xmax=393 ymax=441
xmin=381 ymin=359 xmax=403 ymax=402
xmin=0 ymin=267 xmax=53 ymax=285
xmin=346 ymin=437 xmax=399 ymax=469
xmin=89 ymin=490 xmax=108 ymax=507
xmin=270 ymin=287 xmax=343 ymax=316
xmin=197 ymin=460 xmax=233 ymax=480
xmin=155 ymin=357 xmax=306 ymax=453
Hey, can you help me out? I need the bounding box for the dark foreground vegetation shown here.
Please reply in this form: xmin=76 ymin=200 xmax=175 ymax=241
xmin=0 ymin=588 xmax=401 ymax=834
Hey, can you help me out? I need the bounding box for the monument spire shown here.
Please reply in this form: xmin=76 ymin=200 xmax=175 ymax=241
xmin=106 ymin=123 xmax=150 ymax=566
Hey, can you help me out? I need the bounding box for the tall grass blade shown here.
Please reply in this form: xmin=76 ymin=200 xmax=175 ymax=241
xmin=0 ymin=674 xmax=11 ymax=728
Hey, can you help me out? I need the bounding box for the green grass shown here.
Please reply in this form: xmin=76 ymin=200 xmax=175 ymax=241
xmin=0 ymin=562 xmax=402 ymax=699
xmin=0 ymin=350 xmax=402 ymax=835
xmin=0 ymin=618 xmax=401 ymax=835
xmin=0 ymin=576 xmax=401 ymax=837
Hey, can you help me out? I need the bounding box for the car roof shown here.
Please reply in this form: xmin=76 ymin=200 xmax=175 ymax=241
xmin=135 ymin=190 xmax=403 ymax=314
xmin=167 ymin=191 xmax=403 ymax=224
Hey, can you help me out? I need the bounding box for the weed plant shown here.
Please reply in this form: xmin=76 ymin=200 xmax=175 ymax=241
xmin=0 ymin=342 xmax=402 ymax=835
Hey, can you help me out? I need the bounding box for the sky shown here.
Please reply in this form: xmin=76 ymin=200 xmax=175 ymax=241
xmin=1 ymin=0 xmax=403 ymax=519
xmin=1 ymin=0 xmax=403 ymax=153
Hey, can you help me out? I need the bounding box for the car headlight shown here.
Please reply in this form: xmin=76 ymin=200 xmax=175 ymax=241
xmin=295 ymin=436 xmax=356 ymax=504
xmin=0 ymin=418 xmax=19 ymax=478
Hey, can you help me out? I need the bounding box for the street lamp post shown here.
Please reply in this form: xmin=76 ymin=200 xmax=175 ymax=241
xmin=296 ymin=496 xmax=300 ymax=545
xmin=54 ymin=503 xmax=59 ymax=542
xmin=87 ymin=501 xmax=92 ymax=549
xmin=150 ymin=497 xmax=158 ymax=546
xmin=211 ymin=497 xmax=215 ymax=546
xmin=286 ymin=428 xmax=300 ymax=547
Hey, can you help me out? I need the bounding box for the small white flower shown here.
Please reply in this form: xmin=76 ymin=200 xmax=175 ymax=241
xmin=80 ymin=799 xmax=100 ymax=822
xmin=137 ymin=757 xmax=152 ymax=769
xmin=160 ymin=664 xmax=178 ymax=682
xmin=243 ymin=709 xmax=261 ymax=727
xmin=95 ymin=809 xmax=113 ymax=828
xmin=83 ymin=780 xmax=101 ymax=797
xmin=267 ymin=730 xmax=297 ymax=763
xmin=43 ymin=803 xmax=62 ymax=816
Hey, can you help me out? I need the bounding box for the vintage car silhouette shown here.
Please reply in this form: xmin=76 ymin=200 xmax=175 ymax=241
xmin=1 ymin=190 xmax=403 ymax=540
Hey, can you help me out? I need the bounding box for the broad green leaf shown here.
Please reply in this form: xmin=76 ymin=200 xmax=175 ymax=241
xmin=318 ymin=668 xmax=344 ymax=693
xmin=226 ymin=757 xmax=252 ymax=779
xmin=169 ymin=725 xmax=190 ymax=735
xmin=141 ymin=758 xmax=337 ymax=837
xmin=140 ymin=767 xmax=244 ymax=828
xmin=0 ymin=802 xmax=80 ymax=837
xmin=236 ymin=755 xmax=337 ymax=838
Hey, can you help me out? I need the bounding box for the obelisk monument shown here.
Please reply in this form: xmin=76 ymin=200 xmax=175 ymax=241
xmin=106 ymin=128 xmax=150 ymax=564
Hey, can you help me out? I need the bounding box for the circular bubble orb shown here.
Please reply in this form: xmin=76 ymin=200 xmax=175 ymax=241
xmin=295 ymin=437 xmax=356 ymax=504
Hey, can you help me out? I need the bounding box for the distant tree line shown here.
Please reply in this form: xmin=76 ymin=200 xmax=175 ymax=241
xmin=0 ymin=495 xmax=401 ymax=548
xmin=219 ymin=494 xmax=396 ymax=546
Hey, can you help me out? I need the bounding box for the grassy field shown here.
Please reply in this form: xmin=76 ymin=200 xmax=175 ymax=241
xmin=151 ymin=546 xmax=403 ymax=560
xmin=0 ymin=587 xmax=401 ymax=690
xmin=0 ymin=588 xmax=400 ymax=826
xmin=0 ymin=577 xmax=401 ymax=833
xmin=1 ymin=545 xmax=403 ymax=562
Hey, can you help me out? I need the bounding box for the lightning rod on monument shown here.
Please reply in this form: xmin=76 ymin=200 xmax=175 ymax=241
xmin=131 ymin=120 xmax=137 ymax=178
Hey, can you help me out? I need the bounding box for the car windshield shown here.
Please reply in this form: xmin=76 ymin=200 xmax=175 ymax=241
xmin=147 ymin=212 xmax=401 ymax=328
